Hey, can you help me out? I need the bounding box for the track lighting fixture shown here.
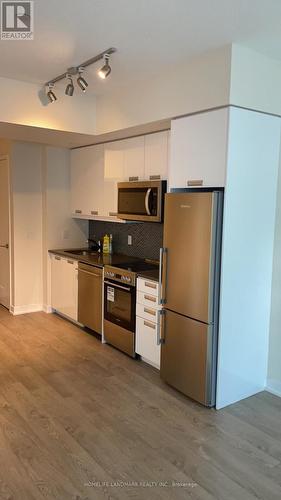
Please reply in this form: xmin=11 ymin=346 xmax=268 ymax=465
xmin=65 ymin=75 xmax=74 ymax=96
xmin=77 ymin=67 xmax=88 ymax=92
xmin=98 ymin=54 xmax=111 ymax=79
xmin=44 ymin=47 xmax=116 ymax=103
xmin=46 ymin=84 xmax=57 ymax=103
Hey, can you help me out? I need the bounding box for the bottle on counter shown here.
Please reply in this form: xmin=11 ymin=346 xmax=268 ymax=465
xmin=103 ymin=234 xmax=110 ymax=254
xmin=109 ymin=234 xmax=113 ymax=254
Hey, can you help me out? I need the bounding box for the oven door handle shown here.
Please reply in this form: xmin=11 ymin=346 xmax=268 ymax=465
xmin=104 ymin=281 xmax=131 ymax=292
xmin=145 ymin=188 xmax=152 ymax=216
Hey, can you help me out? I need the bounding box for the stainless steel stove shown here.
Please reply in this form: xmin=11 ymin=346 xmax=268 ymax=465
xmin=103 ymin=260 xmax=158 ymax=357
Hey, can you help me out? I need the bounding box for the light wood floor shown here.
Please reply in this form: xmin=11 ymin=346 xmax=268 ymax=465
xmin=0 ymin=307 xmax=280 ymax=500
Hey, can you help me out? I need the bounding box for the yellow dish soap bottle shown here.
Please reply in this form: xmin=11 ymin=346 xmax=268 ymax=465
xmin=103 ymin=234 xmax=110 ymax=254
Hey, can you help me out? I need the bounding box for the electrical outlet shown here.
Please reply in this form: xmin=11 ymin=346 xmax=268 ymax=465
xmin=128 ymin=235 xmax=132 ymax=246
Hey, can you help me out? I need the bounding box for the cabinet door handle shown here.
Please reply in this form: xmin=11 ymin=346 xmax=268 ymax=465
xmin=129 ymin=176 xmax=139 ymax=182
xmin=144 ymin=320 xmax=156 ymax=330
xmin=109 ymin=212 xmax=118 ymax=216
xmin=187 ymin=179 xmax=203 ymax=187
xmin=149 ymin=175 xmax=161 ymax=180
xmin=145 ymin=281 xmax=157 ymax=289
xmin=75 ymin=209 xmax=82 ymax=214
xmin=144 ymin=295 xmax=156 ymax=303
xmin=91 ymin=211 xmax=98 ymax=215
xmin=144 ymin=307 xmax=156 ymax=316
xmin=55 ymin=256 xmax=61 ymax=261
xmin=67 ymin=260 xmax=74 ymax=265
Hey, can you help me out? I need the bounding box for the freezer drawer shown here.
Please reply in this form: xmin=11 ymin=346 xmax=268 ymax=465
xmin=160 ymin=309 xmax=216 ymax=406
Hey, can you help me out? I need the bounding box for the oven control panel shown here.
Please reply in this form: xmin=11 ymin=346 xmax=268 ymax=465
xmin=104 ymin=266 xmax=135 ymax=287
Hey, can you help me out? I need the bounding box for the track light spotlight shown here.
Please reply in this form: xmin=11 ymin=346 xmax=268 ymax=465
xmin=65 ymin=75 xmax=74 ymax=96
xmin=98 ymin=54 xmax=111 ymax=79
xmin=46 ymin=84 xmax=57 ymax=103
xmin=77 ymin=67 xmax=88 ymax=92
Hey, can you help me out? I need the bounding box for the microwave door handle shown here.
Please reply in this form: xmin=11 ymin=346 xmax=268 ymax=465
xmin=145 ymin=188 xmax=152 ymax=215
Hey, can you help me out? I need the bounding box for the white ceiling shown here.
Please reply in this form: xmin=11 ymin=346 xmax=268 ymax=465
xmin=1 ymin=0 xmax=281 ymax=95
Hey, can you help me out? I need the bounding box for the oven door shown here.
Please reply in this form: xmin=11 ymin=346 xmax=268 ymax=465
xmin=117 ymin=181 xmax=164 ymax=222
xmin=104 ymin=280 xmax=136 ymax=332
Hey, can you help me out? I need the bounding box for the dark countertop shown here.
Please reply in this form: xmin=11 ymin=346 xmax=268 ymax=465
xmin=48 ymin=248 xmax=153 ymax=270
xmin=137 ymin=268 xmax=160 ymax=283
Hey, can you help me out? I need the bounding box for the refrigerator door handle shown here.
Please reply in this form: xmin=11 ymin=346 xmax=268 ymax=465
xmin=159 ymin=247 xmax=167 ymax=305
xmin=158 ymin=309 xmax=166 ymax=344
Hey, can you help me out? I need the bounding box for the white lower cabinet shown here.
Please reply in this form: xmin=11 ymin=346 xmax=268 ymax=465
xmin=135 ymin=277 xmax=161 ymax=369
xmin=136 ymin=316 xmax=160 ymax=368
xmin=51 ymin=255 xmax=78 ymax=322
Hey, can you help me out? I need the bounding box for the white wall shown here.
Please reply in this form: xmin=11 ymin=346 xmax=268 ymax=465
xmin=10 ymin=143 xmax=43 ymax=313
xmin=268 ymin=152 xmax=281 ymax=397
xmin=216 ymin=108 xmax=281 ymax=409
xmin=9 ymin=142 xmax=88 ymax=314
xmin=96 ymin=45 xmax=232 ymax=134
xmin=230 ymin=44 xmax=281 ymax=116
xmin=42 ymin=146 xmax=88 ymax=310
xmin=0 ymin=76 xmax=96 ymax=134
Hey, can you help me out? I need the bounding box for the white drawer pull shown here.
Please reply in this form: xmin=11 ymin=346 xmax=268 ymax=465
xmin=144 ymin=295 xmax=156 ymax=303
xmin=145 ymin=282 xmax=157 ymax=289
xmin=144 ymin=320 xmax=156 ymax=330
xmin=144 ymin=307 xmax=156 ymax=316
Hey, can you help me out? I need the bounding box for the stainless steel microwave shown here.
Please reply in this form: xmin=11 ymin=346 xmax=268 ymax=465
xmin=117 ymin=180 xmax=166 ymax=222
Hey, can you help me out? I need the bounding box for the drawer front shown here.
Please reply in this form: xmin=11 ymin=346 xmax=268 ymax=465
xmin=137 ymin=291 xmax=160 ymax=309
xmin=136 ymin=302 xmax=160 ymax=324
xmin=137 ymin=278 xmax=159 ymax=297
xmin=135 ymin=316 xmax=160 ymax=368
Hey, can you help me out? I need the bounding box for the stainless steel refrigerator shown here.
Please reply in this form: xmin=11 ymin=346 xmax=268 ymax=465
xmin=160 ymin=191 xmax=223 ymax=407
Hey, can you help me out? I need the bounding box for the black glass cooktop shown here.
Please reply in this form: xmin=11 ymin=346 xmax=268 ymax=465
xmin=114 ymin=260 xmax=158 ymax=273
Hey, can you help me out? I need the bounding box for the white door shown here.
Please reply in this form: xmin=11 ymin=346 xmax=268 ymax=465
xmin=0 ymin=158 xmax=10 ymax=309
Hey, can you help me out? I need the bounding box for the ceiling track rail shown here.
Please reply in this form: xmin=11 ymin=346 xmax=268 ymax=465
xmin=45 ymin=47 xmax=117 ymax=86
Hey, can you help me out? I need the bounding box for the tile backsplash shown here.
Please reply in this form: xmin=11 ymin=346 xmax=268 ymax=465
xmin=89 ymin=221 xmax=163 ymax=261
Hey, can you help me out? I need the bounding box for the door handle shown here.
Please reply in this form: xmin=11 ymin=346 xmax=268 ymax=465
xmin=0 ymin=243 xmax=9 ymax=249
xmin=159 ymin=247 xmax=167 ymax=305
xmin=145 ymin=188 xmax=152 ymax=216
xmin=159 ymin=309 xmax=166 ymax=344
xmin=104 ymin=281 xmax=131 ymax=292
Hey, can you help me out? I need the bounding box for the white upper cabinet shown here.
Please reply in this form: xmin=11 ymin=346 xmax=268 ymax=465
xmin=144 ymin=131 xmax=169 ymax=180
xmin=71 ymin=144 xmax=104 ymax=217
xmin=123 ymin=136 xmax=145 ymax=180
xmin=104 ymin=140 xmax=125 ymax=180
xmin=71 ymin=131 xmax=169 ymax=220
xmin=169 ymin=108 xmax=229 ymax=189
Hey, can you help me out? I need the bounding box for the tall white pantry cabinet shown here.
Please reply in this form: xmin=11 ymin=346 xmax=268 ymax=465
xmin=170 ymin=107 xmax=281 ymax=409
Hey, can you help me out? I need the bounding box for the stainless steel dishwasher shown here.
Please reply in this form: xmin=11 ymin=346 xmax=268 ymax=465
xmin=78 ymin=262 xmax=103 ymax=334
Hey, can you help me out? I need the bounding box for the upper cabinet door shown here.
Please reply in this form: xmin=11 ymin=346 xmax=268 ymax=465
xmin=71 ymin=144 xmax=104 ymax=217
xmin=123 ymin=136 xmax=145 ymax=180
xmin=104 ymin=140 xmax=125 ymax=180
xmin=169 ymin=109 xmax=229 ymax=189
xmin=144 ymin=131 xmax=169 ymax=180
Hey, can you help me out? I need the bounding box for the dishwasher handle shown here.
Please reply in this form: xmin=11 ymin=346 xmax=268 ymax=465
xmin=78 ymin=268 xmax=101 ymax=278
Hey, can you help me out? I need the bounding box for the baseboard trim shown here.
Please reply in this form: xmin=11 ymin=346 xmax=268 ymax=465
xmin=11 ymin=304 xmax=43 ymax=316
xmin=43 ymin=304 xmax=53 ymax=314
xmin=266 ymin=380 xmax=281 ymax=398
